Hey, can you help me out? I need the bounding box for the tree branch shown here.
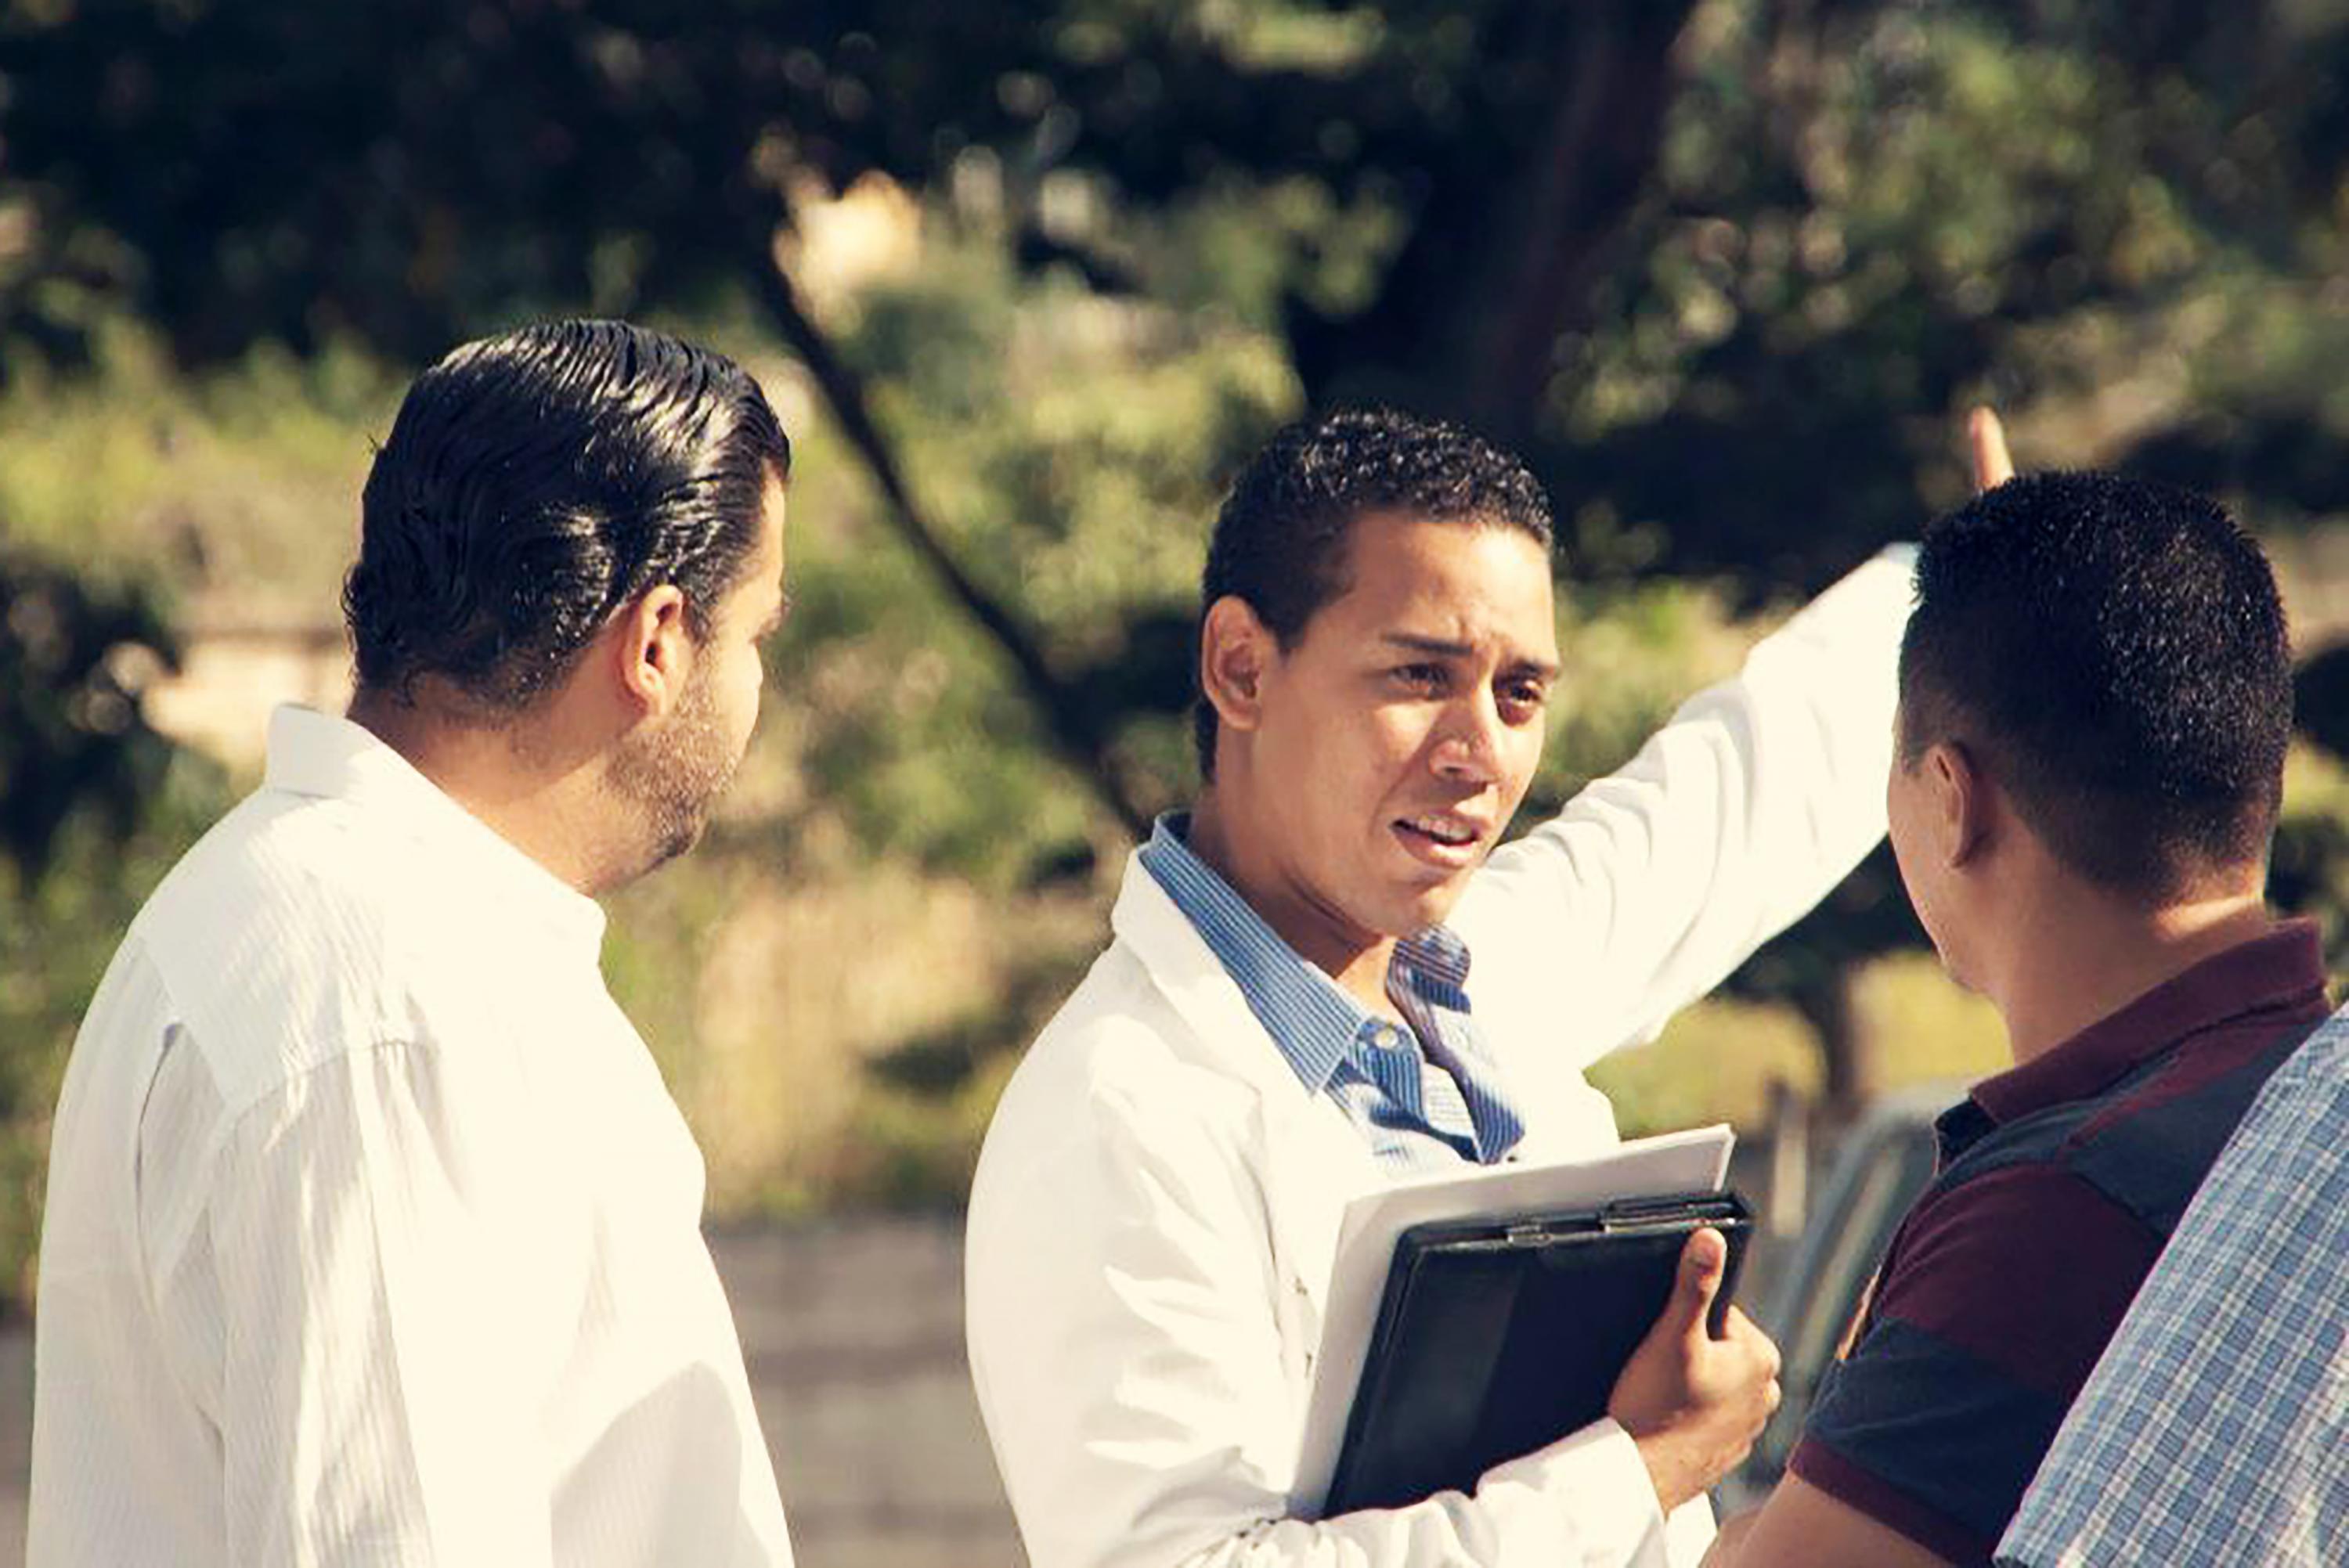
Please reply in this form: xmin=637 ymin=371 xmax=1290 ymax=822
xmin=734 ymin=213 xmax=1154 ymax=839
xmin=1460 ymin=2 xmax=1698 ymax=436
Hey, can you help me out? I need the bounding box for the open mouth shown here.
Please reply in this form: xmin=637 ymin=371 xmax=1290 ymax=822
xmin=1395 ymin=811 xmax=1485 ymax=860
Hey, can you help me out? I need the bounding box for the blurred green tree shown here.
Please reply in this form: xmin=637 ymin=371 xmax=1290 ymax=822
xmin=0 ymin=550 xmax=226 ymax=1306
xmin=11 ymin=0 xmax=2349 ymax=1113
xmin=0 ymin=556 xmax=181 ymax=874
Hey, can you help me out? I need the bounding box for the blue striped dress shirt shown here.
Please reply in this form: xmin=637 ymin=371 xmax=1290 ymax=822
xmin=1138 ymin=814 xmax=1526 ymax=1176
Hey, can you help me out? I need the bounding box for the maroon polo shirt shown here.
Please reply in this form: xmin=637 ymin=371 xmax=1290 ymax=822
xmin=1787 ymin=921 xmax=2330 ymax=1563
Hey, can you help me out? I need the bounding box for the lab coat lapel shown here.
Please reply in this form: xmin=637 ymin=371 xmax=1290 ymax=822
xmin=1107 ymin=854 xmax=1380 ymax=1321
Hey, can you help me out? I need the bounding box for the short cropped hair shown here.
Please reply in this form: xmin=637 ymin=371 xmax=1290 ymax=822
xmin=346 ymin=319 xmax=791 ymax=712
xmin=1899 ymin=471 xmax=2291 ymax=899
xmin=1194 ymin=406 xmax=1553 ymax=777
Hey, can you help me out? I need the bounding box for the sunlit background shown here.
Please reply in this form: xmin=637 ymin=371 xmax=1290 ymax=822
xmin=9 ymin=2 xmax=2349 ymax=1562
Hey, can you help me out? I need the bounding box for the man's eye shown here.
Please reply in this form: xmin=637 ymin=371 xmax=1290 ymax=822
xmin=1393 ymin=664 xmax=1447 ymax=692
xmin=1499 ymin=682 xmax=1549 ymax=718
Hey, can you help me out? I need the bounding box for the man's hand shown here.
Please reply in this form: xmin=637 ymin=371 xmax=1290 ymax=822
xmin=1969 ymin=406 xmax=2015 ymax=491
xmin=1607 ymin=1227 xmax=1782 ymax=1512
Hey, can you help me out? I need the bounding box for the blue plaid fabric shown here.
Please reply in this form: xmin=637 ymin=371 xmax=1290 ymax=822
xmin=1138 ymin=815 xmax=1526 ymax=1177
xmin=1997 ymin=1011 xmax=2349 ymax=1567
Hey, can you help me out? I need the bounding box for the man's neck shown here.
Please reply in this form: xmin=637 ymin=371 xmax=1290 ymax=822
xmin=1185 ymin=792 xmax=1399 ymax=1015
xmin=348 ymin=690 xmax=615 ymax=896
xmin=1993 ymin=885 xmax=2275 ymax=1065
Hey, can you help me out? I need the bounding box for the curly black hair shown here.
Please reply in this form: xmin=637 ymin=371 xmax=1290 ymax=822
xmin=1899 ymin=470 xmax=2291 ymax=899
xmin=1194 ymin=406 xmax=1554 ymax=778
xmin=345 ymin=319 xmax=790 ymax=712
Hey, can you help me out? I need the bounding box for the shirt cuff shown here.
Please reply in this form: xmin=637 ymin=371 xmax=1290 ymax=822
xmin=1479 ymin=1417 xmax=1709 ymax=1568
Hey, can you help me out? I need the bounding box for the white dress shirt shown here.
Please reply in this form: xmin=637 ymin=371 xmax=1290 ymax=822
xmin=966 ymin=550 xmax=1914 ymax=1568
xmin=29 ymin=705 xmax=793 ymax=1567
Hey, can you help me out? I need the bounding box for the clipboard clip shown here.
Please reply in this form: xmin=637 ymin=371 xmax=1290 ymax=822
xmin=1597 ymin=1191 xmax=1728 ymax=1232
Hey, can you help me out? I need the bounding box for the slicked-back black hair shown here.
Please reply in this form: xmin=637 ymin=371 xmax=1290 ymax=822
xmin=1900 ymin=470 xmax=2290 ymax=899
xmin=1195 ymin=406 xmax=1553 ymax=778
xmin=345 ymin=319 xmax=791 ymax=712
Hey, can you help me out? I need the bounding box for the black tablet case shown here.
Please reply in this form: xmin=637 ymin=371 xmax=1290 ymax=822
xmin=1322 ymin=1189 xmax=1753 ymax=1516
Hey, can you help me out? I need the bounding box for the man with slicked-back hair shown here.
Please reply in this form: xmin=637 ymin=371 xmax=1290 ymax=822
xmin=30 ymin=320 xmax=798 ymax=1566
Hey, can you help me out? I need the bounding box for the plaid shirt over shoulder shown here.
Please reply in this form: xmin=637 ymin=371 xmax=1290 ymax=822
xmin=1997 ymin=1013 xmax=2349 ymax=1568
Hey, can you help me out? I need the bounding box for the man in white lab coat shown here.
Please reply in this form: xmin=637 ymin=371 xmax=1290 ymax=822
xmin=965 ymin=406 xmax=1921 ymax=1567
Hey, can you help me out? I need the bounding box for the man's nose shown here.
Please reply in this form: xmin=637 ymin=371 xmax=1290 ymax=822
xmin=1430 ymin=692 xmax=1504 ymax=782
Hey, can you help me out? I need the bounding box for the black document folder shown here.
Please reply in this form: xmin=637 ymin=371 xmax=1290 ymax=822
xmin=1322 ymin=1189 xmax=1753 ymax=1516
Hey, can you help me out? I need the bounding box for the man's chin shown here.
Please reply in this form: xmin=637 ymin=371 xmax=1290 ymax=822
xmin=1384 ymin=871 xmax=1476 ymax=935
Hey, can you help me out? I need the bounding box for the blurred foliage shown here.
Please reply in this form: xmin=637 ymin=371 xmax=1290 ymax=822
xmin=2270 ymin=743 xmax=2349 ymax=968
xmin=0 ymin=324 xmax=400 ymax=615
xmin=14 ymin=0 xmax=2349 ymax=570
xmin=0 ymin=549 xmax=230 ymax=1309
xmin=0 ymin=553 xmax=181 ymax=874
xmin=781 ymin=236 xmax=1294 ymax=884
xmin=5 ymin=0 xmax=2349 ymax=1307
xmin=1590 ymin=995 xmax=1826 ymax=1141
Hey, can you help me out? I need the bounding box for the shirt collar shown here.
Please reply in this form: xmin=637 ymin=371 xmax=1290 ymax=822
xmin=1138 ymin=814 xmax=1357 ymax=1093
xmin=263 ymin=704 xmax=608 ymax=959
xmin=1968 ymin=919 xmax=2328 ymax=1126
xmin=1136 ymin=813 xmax=1477 ymax=1094
xmin=1393 ymin=921 xmax=1473 ymax=993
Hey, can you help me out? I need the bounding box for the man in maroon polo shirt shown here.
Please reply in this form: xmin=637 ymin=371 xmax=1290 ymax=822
xmin=1706 ymin=463 xmax=2328 ymax=1568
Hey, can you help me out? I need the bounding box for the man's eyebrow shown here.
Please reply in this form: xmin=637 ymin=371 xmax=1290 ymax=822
xmin=1380 ymin=632 xmax=1473 ymax=658
xmin=1379 ymin=631 xmax=1560 ymax=679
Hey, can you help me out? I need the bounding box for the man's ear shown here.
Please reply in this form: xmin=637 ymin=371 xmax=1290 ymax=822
xmin=1927 ymin=739 xmax=1991 ymax=868
xmin=1199 ymin=595 xmax=1276 ymax=738
xmin=610 ymin=584 xmax=693 ymax=719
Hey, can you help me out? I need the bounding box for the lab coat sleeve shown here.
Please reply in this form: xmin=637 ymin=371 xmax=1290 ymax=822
xmin=1454 ymin=546 xmax=1914 ymax=1065
xmin=965 ymin=1049 xmax=1684 ymax=1568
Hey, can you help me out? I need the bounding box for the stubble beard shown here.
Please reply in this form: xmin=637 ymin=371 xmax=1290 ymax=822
xmin=604 ymin=661 xmax=740 ymax=885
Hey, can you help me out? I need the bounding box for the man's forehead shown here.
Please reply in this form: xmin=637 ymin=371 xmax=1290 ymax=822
xmin=1334 ymin=509 xmax=1548 ymax=577
xmin=1315 ymin=514 xmax=1555 ymax=634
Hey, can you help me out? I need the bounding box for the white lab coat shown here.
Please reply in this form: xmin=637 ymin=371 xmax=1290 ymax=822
xmin=965 ymin=550 xmax=1914 ymax=1568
